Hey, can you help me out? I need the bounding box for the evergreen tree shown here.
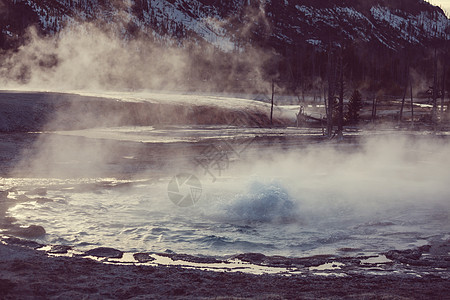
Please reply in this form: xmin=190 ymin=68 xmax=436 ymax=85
xmin=345 ymin=90 xmax=363 ymax=124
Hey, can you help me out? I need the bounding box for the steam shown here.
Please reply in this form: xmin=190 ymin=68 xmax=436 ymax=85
xmin=204 ymin=135 xmax=450 ymax=224
xmin=1 ymin=24 xmax=188 ymax=90
xmin=2 ymin=2 xmax=449 ymax=227
xmin=0 ymin=19 xmax=275 ymax=94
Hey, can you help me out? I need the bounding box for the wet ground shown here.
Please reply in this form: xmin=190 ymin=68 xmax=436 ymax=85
xmin=0 ymin=237 xmax=449 ymax=299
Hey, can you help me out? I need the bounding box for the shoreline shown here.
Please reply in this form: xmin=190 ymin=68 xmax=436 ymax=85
xmin=1 ymin=237 xmax=449 ymax=299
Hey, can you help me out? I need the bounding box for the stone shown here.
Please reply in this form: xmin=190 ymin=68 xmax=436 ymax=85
xmin=133 ymin=253 xmax=156 ymax=263
xmin=234 ymin=253 xmax=266 ymax=264
xmin=9 ymin=225 xmax=46 ymax=238
xmin=25 ymin=188 xmax=47 ymax=196
xmin=3 ymin=236 xmax=44 ymax=249
xmin=35 ymin=197 xmax=53 ymax=204
xmin=48 ymin=245 xmax=72 ymax=254
xmin=84 ymin=247 xmax=123 ymax=259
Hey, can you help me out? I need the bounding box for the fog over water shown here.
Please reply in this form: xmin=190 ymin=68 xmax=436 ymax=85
xmin=4 ymin=124 xmax=450 ymax=256
xmin=0 ymin=10 xmax=448 ymax=257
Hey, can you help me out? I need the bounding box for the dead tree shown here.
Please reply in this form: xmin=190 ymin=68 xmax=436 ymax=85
xmin=441 ymin=60 xmax=446 ymax=121
xmin=270 ymin=79 xmax=274 ymax=126
xmin=399 ymin=83 xmax=407 ymax=125
xmin=432 ymin=49 xmax=438 ymax=127
xmin=336 ymin=54 xmax=345 ymax=139
xmin=326 ymin=47 xmax=336 ymax=137
xmin=323 ymin=89 xmax=328 ymax=136
xmin=296 ymin=106 xmax=305 ymax=127
xmin=410 ymin=80 xmax=414 ymax=129
xmin=398 ymin=63 xmax=409 ymax=125
xmin=371 ymin=96 xmax=377 ymax=123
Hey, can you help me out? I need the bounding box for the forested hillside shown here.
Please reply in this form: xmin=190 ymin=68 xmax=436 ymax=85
xmin=0 ymin=0 xmax=449 ymax=95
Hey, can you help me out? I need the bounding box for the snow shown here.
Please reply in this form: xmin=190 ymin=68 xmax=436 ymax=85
xmin=2 ymin=30 xmax=13 ymax=37
xmin=306 ymin=39 xmax=321 ymax=46
xmin=71 ymin=90 xmax=270 ymax=111
xmin=15 ymin=0 xmax=450 ymax=52
xmin=138 ymin=0 xmax=234 ymax=51
xmin=370 ymin=5 xmax=450 ymax=44
xmin=294 ymin=4 xmax=449 ymax=47
xmin=295 ymin=5 xmax=370 ymax=27
xmin=295 ymin=5 xmax=378 ymax=44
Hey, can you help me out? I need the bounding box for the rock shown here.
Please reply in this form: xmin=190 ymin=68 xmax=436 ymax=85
xmin=429 ymin=240 xmax=450 ymax=256
xmin=133 ymin=253 xmax=156 ymax=263
xmin=385 ymin=249 xmax=422 ymax=261
xmin=234 ymin=253 xmax=266 ymax=264
xmin=9 ymin=225 xmax=46 ymax=238
xmin=48 ymin=245 xmax=72 ymax=254
xmin=35 ymin=197 xmax=53 ymax=204
xmin=160 ymin=253 xmax=222 ymax=264
xmin=3 ymin=236 xmax=44 ymax=249
xmin=382 ymin=245 xmax=450 ymax=267
xmin=25 ymin=188 xmax=47 ymax=196
xmin=418 ymin=245 xmax=432 ymax=253
xmin=84 ymin=247 xmax=123 ymax=259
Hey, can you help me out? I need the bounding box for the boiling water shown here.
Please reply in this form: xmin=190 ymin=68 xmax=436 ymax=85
xmin=3 ymin=123 xmax=450 ymax=258
xmin=4 ymin=172 xmax=449 ymax=258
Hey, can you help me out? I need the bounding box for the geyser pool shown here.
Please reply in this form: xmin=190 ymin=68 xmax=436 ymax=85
xmin=3 ymin=172 xmax=449 ymax=258
xmin=3 ymin=128 xmax=450 ymax=257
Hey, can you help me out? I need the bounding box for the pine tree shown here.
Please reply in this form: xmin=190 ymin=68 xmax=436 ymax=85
xmin=345 ymin=90 xmax=363 ymax=125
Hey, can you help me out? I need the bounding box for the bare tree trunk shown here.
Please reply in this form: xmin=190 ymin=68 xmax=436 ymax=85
xmin=432 ymin=49 xmax=438 ymax=128
xmin=441 ymin=62 xmax=446 ymax=121
xmin=371 ymin=96 xmax=377 ymax=123
xmin=399 ymin=58 xmax=410 ymax=126
xmin=410 ymin=80 xmax=414 ymax=129
xmin=399 ymin=83 xmax=407 ymax=125
xmin=270 ymin=80 xmax=274 ymax=126
xmin=337 ymin=55 xmax=344 ymax=139
xmin=321 ymin=114 xmax=325 ymax=135
xmin=326 ymin=48 xmax=335 ymax=137
xmin=302 ymin=81 xmax=305 ymax=102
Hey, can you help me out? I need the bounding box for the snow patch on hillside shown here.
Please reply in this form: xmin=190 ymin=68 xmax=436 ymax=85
xmin=9 ymin=0 xmax=450 ymax=52
xmin=371 ymin=6 xmax=450 ymax=43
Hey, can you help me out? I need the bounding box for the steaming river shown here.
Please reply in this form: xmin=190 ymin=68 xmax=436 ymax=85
xmin=2 ymin=126 xmax=450 ymax=258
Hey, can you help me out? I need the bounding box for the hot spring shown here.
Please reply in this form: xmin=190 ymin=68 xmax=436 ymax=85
xmin=3 ymin=128 xmax=450 ymax=258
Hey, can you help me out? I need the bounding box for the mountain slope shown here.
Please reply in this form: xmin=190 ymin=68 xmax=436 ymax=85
xmin=1 ymin=0 xmax=448 ymax=50
xmin=0 ymin=0 xmax=449 ymax=95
